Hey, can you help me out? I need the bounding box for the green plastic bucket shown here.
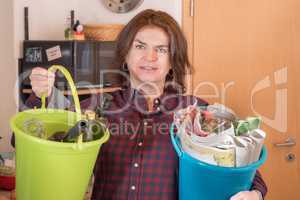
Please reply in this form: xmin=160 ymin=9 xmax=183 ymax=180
xmin=10 ymin=65 xmax=110 ymax=200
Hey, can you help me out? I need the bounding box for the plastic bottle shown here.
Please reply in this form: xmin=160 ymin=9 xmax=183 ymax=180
xmin=83 ymin=120 xmax=105 ymax=142
xmin=63 ymin=120 xmax=88 ymax=142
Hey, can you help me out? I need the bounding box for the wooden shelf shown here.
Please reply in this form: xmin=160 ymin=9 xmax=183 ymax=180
xmin=22 ymin=87 xmax=121 ymax=96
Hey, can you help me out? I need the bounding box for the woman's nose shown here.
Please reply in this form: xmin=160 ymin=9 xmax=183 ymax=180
xmin=144 ymin=49 xmax=158 ymax=61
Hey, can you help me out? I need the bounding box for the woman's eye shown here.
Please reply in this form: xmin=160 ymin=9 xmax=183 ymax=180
xmin=157 ymin=48 xmax=169 ymax=54
xmin=135 ymin=44 xmax=145 ymax=49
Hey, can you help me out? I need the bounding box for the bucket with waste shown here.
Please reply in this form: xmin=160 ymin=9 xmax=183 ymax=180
xmin=10 ymin=65 xmax=110 ymax=200
xmin=170 ymin=123 xmax=267 ymax=200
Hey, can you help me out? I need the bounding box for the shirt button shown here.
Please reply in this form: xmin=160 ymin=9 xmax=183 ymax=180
xmin=134 ymin=163 xmax=139 ymax=168
xmin=138 ymin=142 xmax=143 ymax=147
xmin=156 ymin=107 xmax=161 ymax=111
xmin=154 ymin=99 xmax=160 ymax=104
xmin=144 ymin=121 xmax=148 ymax=126
xmin=131 ymin=185 xmax=136 ymax=190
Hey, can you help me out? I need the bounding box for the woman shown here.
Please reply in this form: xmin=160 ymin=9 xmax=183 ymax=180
xmin=27 ymin=9 xmax=266 ymax=200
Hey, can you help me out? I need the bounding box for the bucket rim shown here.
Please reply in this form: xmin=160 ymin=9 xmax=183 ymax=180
xmin=10 ymin=108 xmax=110 ymax=148
xmin=170 ymin=123 xmax=267 ymax=172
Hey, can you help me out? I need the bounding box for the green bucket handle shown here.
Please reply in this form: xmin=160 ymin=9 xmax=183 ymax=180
xmin=41 ymin=65 xmax=81 ymax=115
xmin=40 ymin=65 xmax=83 ymax=143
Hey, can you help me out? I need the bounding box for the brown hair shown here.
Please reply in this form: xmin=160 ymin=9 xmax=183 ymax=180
xmin=114 ymin=9 xmax=191 ymax=93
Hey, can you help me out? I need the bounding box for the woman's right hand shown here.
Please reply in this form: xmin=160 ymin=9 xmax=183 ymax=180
xmin=29 ymin=67 xmax=55 ymax=98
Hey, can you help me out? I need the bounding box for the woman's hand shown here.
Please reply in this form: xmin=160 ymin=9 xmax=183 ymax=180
xmin=230 ymin=190 xmax=261 ymax=200
xmin=29 ymin=67 xmax=55 ymax=98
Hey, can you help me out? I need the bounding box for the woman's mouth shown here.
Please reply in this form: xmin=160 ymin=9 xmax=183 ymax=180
xmin=140 ymin=66 xmax=158 ymax=71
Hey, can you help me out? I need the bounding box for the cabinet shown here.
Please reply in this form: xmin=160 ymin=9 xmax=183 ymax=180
xmin=20 ymin=40 xmax=122 ymax=89
xmin=19 ymin=40 xmax=122 ymax=104
xmin=182 ymin=0 xmax=300 ymax=199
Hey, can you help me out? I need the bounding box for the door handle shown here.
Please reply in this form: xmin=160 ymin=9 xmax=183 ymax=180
xmin=274 ymin=137 xmax=296 ymax=147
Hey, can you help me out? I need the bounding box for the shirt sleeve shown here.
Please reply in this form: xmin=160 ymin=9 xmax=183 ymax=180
xmin=251 ymin=170 xmax=268 ymax=198
xmin=184 ymin=95 xmax=209 ymax=108
xmin=21 ymin=93 xmax=42 ymax=110
xmin=195 ymin=96 xmax=209 ymax=107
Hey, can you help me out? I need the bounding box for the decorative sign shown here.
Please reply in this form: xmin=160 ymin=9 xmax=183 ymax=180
xmin=46 ymin=45 xmax=62 ymax=61
xmin=25 ymin=47 xmax=42 ymax=63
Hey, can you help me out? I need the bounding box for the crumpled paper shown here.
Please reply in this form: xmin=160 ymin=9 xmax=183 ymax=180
xmin=174 ymin=103 xmax=266 ymax=167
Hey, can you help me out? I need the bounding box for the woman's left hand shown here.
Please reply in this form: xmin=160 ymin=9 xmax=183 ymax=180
xmin=230 ymin=190 xmax=260 ymax=200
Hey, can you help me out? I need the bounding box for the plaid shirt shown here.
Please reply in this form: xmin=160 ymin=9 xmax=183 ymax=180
xmin=22 ymin=86 xmax=267 ymax=200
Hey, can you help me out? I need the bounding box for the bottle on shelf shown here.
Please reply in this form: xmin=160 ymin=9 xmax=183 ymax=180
xmin=64 ymin=15 xmax=73 ymax=40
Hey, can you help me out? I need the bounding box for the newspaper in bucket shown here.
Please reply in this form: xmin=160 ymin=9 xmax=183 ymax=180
xmin=174 ymin=103 xmax=266 ymax=167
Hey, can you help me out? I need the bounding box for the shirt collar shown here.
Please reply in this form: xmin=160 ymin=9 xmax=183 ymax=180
xmin=120 ymin=84 xmax=181 ymax=113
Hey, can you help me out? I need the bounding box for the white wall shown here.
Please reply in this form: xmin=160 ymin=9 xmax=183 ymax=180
xmin=14 ymin=0 xmax=182 ymax=57
xmin=0 ymin=0 xmax=16 ymax=152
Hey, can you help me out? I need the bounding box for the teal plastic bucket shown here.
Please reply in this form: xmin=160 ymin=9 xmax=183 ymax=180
xmin=170 ymin=124 xmax=267 ymax=200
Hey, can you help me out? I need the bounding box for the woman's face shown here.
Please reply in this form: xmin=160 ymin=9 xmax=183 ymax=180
xmin=125 ymin=26 xmax=171 ymax=89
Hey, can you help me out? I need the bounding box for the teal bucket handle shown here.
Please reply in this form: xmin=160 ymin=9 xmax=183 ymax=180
xmin=170 ymin=123 xmax=183 ymax=157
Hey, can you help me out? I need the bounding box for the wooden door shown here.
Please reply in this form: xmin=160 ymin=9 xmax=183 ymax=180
xmin=182 ymin=0 xmax=300 ymax=199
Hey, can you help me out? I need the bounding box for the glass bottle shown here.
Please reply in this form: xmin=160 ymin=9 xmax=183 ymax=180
xmin=64 ymin=16 xmax=73 ymax=40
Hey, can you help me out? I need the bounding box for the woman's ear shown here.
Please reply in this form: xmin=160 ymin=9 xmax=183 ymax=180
xmin=124 ymin=56 xmax=129 ymax=68
xmin=122 ymin=63 xmax=129 ymax=71
xmin=166 ymin=68 xmax=174 ymax=81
